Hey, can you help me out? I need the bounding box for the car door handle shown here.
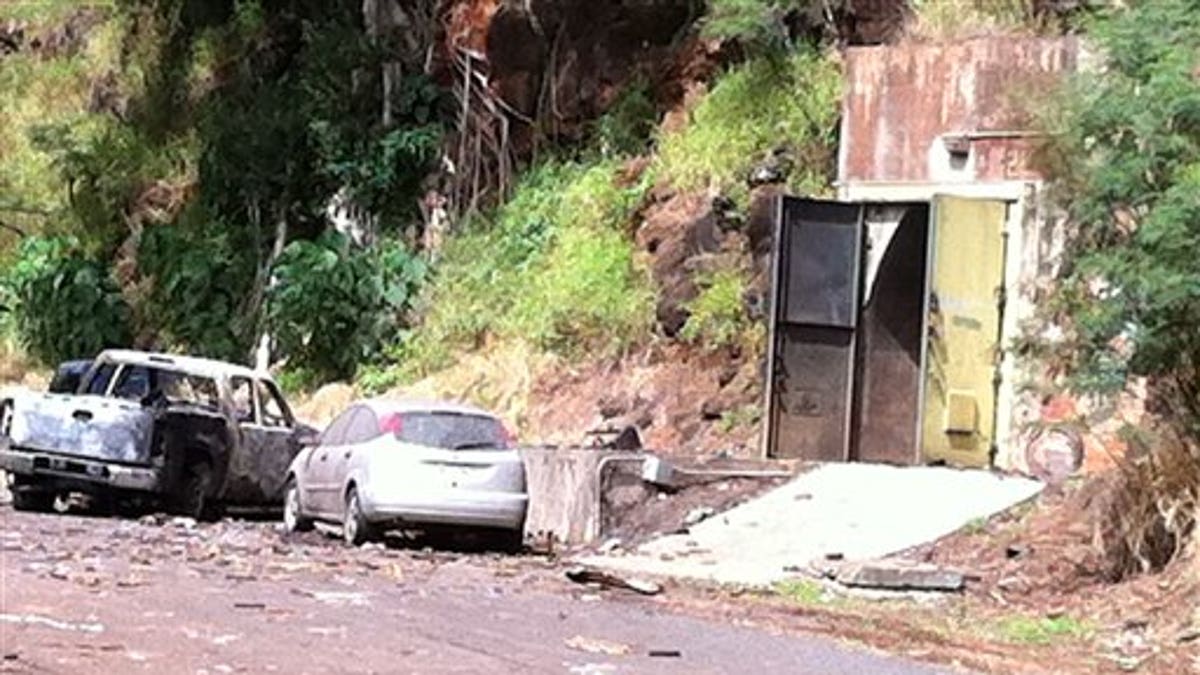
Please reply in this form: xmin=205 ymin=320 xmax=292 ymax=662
xmin=319 ymin=454 xmax=327 ymax=462
xmin=72 ymin=410 xmax=93 ymax=422
xmin=343 ymin=451 xmax=351 ymax=459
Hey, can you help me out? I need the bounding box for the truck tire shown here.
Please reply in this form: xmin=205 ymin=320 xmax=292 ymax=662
xmin=11 ymin=487 xmax=54 ymax=513
xmin=342 ymin=487 xmax=374 ymax=547
xmin=175 ymin=462 xmax=218 ymax=521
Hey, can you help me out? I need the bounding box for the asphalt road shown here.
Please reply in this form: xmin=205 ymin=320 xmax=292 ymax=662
xmin=0 ymin=507 xmax=949 ymax=674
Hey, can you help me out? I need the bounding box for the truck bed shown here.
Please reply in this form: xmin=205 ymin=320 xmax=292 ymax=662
xmin=6 ymin=393 xmax=155 ymax=465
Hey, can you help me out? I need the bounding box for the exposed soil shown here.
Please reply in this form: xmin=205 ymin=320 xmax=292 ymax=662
xmin=895 ymin=474 xmax=1200 ymax=673
xmin=599 ymin=470 xmax=787 ymax=547
xmin=526 ymin=342 xmax=763 ymax=459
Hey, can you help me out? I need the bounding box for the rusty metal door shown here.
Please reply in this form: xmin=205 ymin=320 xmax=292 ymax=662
xmin=765 ymin=198 xmax=863 ymax=460
xmin=920 ymin=195 xmax=1008 ymax=467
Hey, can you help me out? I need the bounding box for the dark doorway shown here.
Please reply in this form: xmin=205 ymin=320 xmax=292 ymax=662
xmin=851 ymin=205 xmax=930 ymax=464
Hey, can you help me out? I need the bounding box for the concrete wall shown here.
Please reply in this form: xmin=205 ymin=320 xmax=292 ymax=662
xmin=519 ymin=446 xmax=643 ymax=546
xmin=839 ymin=37 xmax=1079 ymax=185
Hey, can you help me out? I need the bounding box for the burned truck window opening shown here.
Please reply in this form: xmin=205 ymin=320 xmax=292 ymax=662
xmin=85 ymin=363 xmax=117 ymax=395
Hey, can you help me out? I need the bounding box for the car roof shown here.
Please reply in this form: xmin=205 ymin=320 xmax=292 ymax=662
xmin=95 ymin=349 xmax=264 ymax=380
xmin=358 ymin=397 xmax=497 ymax=419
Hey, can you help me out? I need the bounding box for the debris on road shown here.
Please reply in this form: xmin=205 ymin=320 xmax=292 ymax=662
xmin=564 ymin=635 xmax=632 ymax=656
xmin=565 ymin=566 xmax=662 ymax=595
xmin=834 ymin=561 xmax=965 ymax=592
xmin=1 ymin=613 xmax=105 ymax=633
xmin=683 ymin=506 xmax=715 ymax=527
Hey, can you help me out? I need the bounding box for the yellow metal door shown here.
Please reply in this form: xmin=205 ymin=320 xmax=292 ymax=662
xmin=921 ymin=196 xmax=1007 ymax=467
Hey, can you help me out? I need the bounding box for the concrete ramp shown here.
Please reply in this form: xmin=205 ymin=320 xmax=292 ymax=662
xmin=577 ymin=463 xmax=1043 ymax=587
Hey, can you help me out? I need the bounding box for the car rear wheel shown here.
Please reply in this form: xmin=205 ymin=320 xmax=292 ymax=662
xmin=343 ymin=487 xmax=374 ymax=547
xmin=11 ymin=487 xmax=55 ymax=513
xmin=485 ymin=526 xmax=525 ymax=554
xmin=175 ymin=462 xmax=217 ymax=521
xmin=282 ymin=478 xmax=313 ymax=533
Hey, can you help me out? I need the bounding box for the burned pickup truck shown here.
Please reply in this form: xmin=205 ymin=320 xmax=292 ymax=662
xmin=0 ymin=350 xmax=316 ymax=518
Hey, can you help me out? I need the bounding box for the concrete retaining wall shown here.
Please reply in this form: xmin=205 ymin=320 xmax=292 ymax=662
xmin=519 ymin=446 xmax=644 ymax=546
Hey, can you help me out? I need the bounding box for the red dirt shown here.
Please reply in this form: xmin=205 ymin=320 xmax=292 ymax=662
xmin=900 ymin=474 xmax=1200 ymax=673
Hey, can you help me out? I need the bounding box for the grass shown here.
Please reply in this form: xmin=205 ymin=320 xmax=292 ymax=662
xmin=655 ymin=49 xmax=841 ymax=205
xmin=906 ymin=0 xmax=1046 ymax=40
xmin=774 ymin=579 xmax=832 ymax=606
xmin=681 ymin=266 xmax=750 ymax=349
xmin=961 ymin=516 xmax=990 ymax=536
xmin=718 ymin=404 xmax=762 ymax=434
xmin=391 ymin=157 xmax=656 ymax=381
xmin=990 ymin=614 xmax=1094 ymax=645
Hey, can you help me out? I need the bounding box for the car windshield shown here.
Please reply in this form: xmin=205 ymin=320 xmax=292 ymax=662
xmin=395 ymin=412 xmax=506 ymax=450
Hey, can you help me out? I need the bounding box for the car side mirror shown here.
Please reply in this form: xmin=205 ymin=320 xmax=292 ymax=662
xmin=293 ymin=428 xmax=320 ymax=448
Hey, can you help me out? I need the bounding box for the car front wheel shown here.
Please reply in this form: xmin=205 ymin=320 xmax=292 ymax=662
xmin=342 ymin=487 xmax=374 ymax=547
xmin=282 ymin=478 xmax=313 ymax=533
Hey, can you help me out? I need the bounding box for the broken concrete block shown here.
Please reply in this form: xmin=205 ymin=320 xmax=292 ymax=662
xmin=641 ymin=455 xmax=675 ymax=487
xmin=835 ymin=561 xmax=965 ymax=592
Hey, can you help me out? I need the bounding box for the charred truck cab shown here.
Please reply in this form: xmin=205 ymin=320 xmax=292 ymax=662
xmin=0 ymin=350 xmax=316 ymax=518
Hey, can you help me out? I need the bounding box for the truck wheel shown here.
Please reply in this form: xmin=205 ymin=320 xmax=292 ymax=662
xmin=282 ymin=478 xmax=313 ymax=533
xmin=342 ymin=487 xmax=374 ymax=547
xmin=12 ymin=487 xmax=54 ymax=513
xmin=175 ymin=462 xmax=217 ymax=521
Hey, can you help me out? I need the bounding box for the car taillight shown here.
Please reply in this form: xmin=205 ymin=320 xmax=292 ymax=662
xmin=501 ymin=422 xmax=517 ymax=449
xmin=380 ymin=413 xmax=404 ymax=436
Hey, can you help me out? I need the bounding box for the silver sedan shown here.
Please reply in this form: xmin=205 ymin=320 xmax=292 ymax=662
xmin=282 ymin=399 xmax=527 ymax=549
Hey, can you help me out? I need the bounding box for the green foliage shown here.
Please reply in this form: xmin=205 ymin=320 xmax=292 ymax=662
xmin=1037 ymin=1 xmax=1200 ymax=416
xmin=681 ymin=267 xmax=749 ymax=349
xmin=992 ymin=615 xmax=1093 ymax=645
xmin=399 ymin=159 xmax=654 ymax=378
xmin=908 ymin=0 xmax=1046 ymax=39
xmin=656 ymin=49 xmax=840 ymax=204
xmin=593 ymin=77 xmax=658 ymax=158
xmin=773 ymin=579 xmax=833 ymax=606
xmin=702 ymin=1 xmax=835 ymax=50
xmin=137 ymin=214 xmax=257 ymax=361
xmin=268 ymin=232 xmax=425 ymax=382
xmin=2 ymin=236 xmax=131 ymax=365
xmin=718 ymin=404 xmax=762 ymax=434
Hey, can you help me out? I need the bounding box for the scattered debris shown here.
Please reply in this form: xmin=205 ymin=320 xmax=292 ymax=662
xmin=565 ymin=566 xmax=662 ymax=595
xmin=1 ymin=613 xmax=104 ymax=634
xmin=291 ymin=589 xmax=371 ymax=606
xmin=564 ymin=635 xmax=631 ymax=656
xmin=683 ymin=507 xmax=715 ymax=527
xmin=598 ymin=538 xmax=622 ymax=554
xmin=835 ymin=561 xmax=965 ymax=592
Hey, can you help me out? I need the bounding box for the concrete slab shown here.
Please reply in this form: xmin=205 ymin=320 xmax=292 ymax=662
xmin=576 ymin=463 xmax=1043 ymax=588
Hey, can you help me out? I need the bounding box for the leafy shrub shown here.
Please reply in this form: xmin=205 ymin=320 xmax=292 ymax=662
xmin=702 ymin=0 xmax=840 ymax=49
xmin=1035 ymin=1 xmax=1200 ymax=407
xmin=268 ymin=232 xmax=425 ymax=381
xmin=398 ymin=158 xmax=654 ymax=378
xmin=681 ymin=267 xmax=749 ymax=349
xmin=655 ymin=49 xmax=841 ymax=204
xmin=2 ymin=236 xmax=131 ymax=365
xmin=137 ymin=217 xmax=257 ymax=362
xmin=593 ymin=77 xmax=658 ymax=158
